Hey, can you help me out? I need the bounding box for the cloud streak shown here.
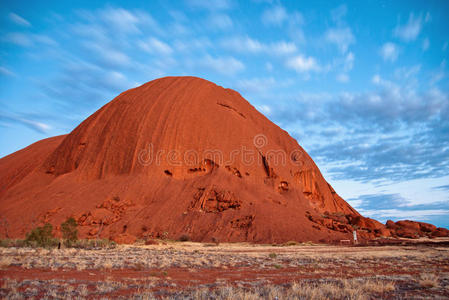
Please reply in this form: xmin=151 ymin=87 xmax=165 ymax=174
xmin=8 ymin=12 xmax=31 ymax=27
xmin=380 ymin=42 xmax=399 ymax=62
xmin=0 ymin=112 xmax=51 ymax=134
xmin=394 ymin=13 xmax=424 ymax=42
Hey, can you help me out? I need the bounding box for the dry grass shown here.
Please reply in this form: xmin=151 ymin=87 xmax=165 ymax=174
xmin=0 ymin=241 xmax=448 ymax=298
xmin=419 ymin=273 xmax=440 ymax=288
xmin=0 ymin=277 xmax=398 ymax=299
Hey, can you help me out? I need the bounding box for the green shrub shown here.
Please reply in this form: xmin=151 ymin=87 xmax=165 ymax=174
xmin=61 ymin=217 xmax=78 ymax=247
xmin=0 ymin=239 xmax=12 ymax=247
xmin=269 ymin=253 xmax=277 ymax=259
xmin=25 ymin=223 xmax=58 ymax=248
xmin=0 ymin=239 xmax=29 ymax=248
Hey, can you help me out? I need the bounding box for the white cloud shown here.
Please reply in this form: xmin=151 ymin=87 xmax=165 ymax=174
xmin=9 ymin=12 xmax=31 ymax=27
xmin=0 ymin=112 xmax=51 ymax=133
xmin=422 ymin=38 xmax=430 ymax=51
xmin=380 ymin=42 xmax=399 ymax=62
xmin=271 ymin=41 xmax=297 ymax=55
xmin=325 ymin=27 xmax=355 ymax=53
xmin=256 ymin=104 xmax=272 ymax=115
xmin=237 ymin=77 xmax=276 ymax=93
xmin=3 ymin=32 xmax=32 ymax=46
xmin=21 ymin=119 xmax=51 ymax=133
xmin=208 ymin=13 xmax=233 ymax=29
xmin=394 ymin=65 xmax=421 ymax=80
xmin=394 ymin=13 xmax=423 ymax=42
xmin=221 ymin=36 xmax=263 ymax=53
xmin=77 ymin=7 xmax=160 ymax=37
xmin=286 ymin=55 xmax=321 ymax=73
xmin=99 ymin=7 xmax=147 ymax=34
xmin=220 ymin=36 xmax=296 ymax=56
xmin=173 ymin=38 xmax=212 ymax=52
xmin=330 ymin=4 xmax=347 ymax=25
xmin=84 ymin=42 xmax=131 ymax=67
xmin=100 ymin=8 xmax=140 ymax=33
xmin=359 ymin=208 xmax=449 ymax=222
xmin=334 ymin=52 xmax=354 ymax=83
xmin=425 ymin=12 xmax=431 ymax=23
xmin=371 ymin=74 xmax=381 ymax=84
xmin=201 ymin=55 xmax=244 ymax=75
xmin=33 ymin=34 xmax=58 ymax=46
xmin=262 ymin=5 xmax=287 ymax=26
xmin=336 ymin=73 xmax=349 ymax=83
xmin=102 ymin=71 xmax=131 ymax=91
xmin=0 ymin=66 xmax=15 ymax=77
xmin=185 ymin=0 xmax=232 ymax=10
xmin=2 ymin=33 xmax=57 ymax=47
xmin=343 ymin=52 xmax=354 ymax=71
xmin=139 ymin=37 xmax=173 ymax=55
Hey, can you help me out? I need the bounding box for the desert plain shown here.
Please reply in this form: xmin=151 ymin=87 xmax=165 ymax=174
xmin=1 ymin=238 xmax=449 ymax=299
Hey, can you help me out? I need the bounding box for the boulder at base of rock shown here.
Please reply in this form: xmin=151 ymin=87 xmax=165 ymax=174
xmin=431 ymin=227 xmax=449 ymax=237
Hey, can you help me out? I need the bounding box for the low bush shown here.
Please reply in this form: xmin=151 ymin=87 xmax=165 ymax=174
xmin=25 ymin=223 xmax=58 ymax=248
xmin=0 ymin=239 xmax=12 ymax=247
xmin=61 ymin=217 xmax=78 ymax=247
xmin=178 ymin=234 xmax=190 ymax=242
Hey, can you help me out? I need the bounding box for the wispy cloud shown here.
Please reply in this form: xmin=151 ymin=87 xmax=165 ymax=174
xmin=99 ymin=7 xmax=142 ymax=34
xmin=8 ymin=12 xmax=31 ymax=27
xmin=336 ymin=73 xmax=349 ymax=83
xmin=433 ymin=185 xmax=449 ymax=191
xmin=207 ymin=13 xmax=233 ymax=29
xmin=3 ymin=32 xmax=32 ymax=46
xmin=0 ymin=112 xmax=51 ymax=134
xmin=220 ymin=36 xmax=296 ymax=55
xmin=261 ymin=5 xmax=287 ymax=26
xmin=2 ymin=32 xmax=57 ymax=47
xmin=394 ymin=13 xmax=423 ymax=42
xmin=325 ymin=27 xmax=355 ymax=54
xmin=330 ymin=4 xmax=348 ymax=25
xmin=237 ymin=77 xmax=276 ymax=93
xmin=139 ymin=37 xmax=173 ymax=55
xmin=422 ymin=38 xmax=430 ymax=51
xmin=185 ymin=0 xmax=232 ymax=10
xmin=380 ymin=42 xmax=399 ymax=62
xmin=286 ymin=55 xmax=321 ymax=73
xmin=200 ymin=55 xmax=244 ymax=75
xmin=360 ymin=208 xmax=449 ymax=223
xmin=0 ymin=66 xmax=16 ymax=77
xmin=83 ymin=41 xmax=131 ymax=67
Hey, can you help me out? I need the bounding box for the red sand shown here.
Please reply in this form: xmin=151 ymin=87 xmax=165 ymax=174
xmin=0 ymin=76 xmax=446 ymax=243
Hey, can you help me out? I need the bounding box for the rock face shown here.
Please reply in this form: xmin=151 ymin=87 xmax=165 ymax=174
xmin=386 ymin=220 xmax=449 ymax=239
xmin=0 ymin=77 xmax=446 ymax=243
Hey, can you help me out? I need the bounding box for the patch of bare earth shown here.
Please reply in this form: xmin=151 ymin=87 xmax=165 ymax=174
xmin=1 ymin=239 xmax=449 ymax=299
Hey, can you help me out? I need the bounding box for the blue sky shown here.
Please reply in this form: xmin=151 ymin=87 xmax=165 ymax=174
xmin=1 ymin=0 xmax=448 ymax=227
